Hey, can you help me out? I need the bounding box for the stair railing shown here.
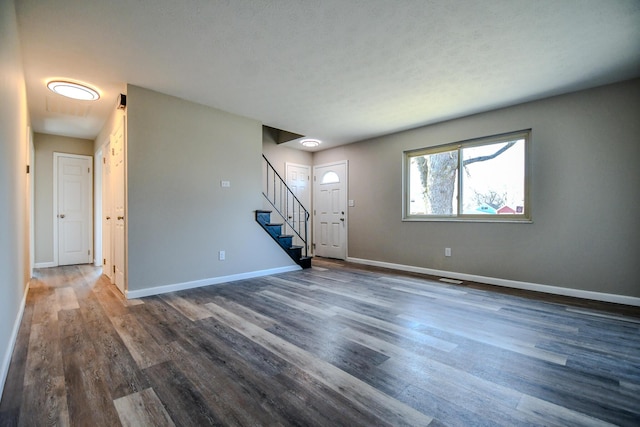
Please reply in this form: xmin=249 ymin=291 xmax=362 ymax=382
xmin=262 ymin=154 xmax=309 ymax=257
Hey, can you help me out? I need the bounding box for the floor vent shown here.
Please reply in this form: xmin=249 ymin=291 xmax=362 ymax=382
xmin=439 ymin=278 xmax=463 ymax=285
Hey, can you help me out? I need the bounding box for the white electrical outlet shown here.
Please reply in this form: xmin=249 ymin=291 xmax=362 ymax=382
xmin=220 ymin=180 xmax=231 ymax=188
xmin=445 ymin=248 xmax=452 ymax=257
xmin=219 ymin=250 xmax=225 ymax=260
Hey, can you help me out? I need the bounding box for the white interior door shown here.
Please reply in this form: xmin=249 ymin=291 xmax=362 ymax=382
xmin=102 ymin=141 xmax=113 ymax=282
xmin=313 ymin=161 xmax=347 ymax=260
xmin=285 ymin=163 xmax=311 ymax=251
xmin=112 ymin=118 xmax=126 ymax=293
xmin=56 ymin=154 xmax=93 ymax=266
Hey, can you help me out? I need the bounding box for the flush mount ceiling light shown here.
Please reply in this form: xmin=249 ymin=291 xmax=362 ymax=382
xmin=47 ymin=80 xmax=100 ymax=101
xmin=300 ymin=138 xmax=321 ymax=148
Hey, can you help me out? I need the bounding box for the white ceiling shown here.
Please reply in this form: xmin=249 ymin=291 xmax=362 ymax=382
xmin=16 ymin=0 xmax=640 ymax=150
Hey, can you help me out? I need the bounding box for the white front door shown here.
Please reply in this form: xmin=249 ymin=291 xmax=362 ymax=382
xmin=112 ymin=118 xmax=126 ymax=293
xmin=56 ymin=154 xmax=93 ymax=266
xmin=313 ymin=161 xmax=347 ymax=260
xmin=285 ymin=163 xmax=311 ymax=251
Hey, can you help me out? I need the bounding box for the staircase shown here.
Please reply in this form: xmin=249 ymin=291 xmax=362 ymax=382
xmin=255 ymin=210 xmax=311 ymax=269
xmin=257 ymin=155 xmax=312 ymax=269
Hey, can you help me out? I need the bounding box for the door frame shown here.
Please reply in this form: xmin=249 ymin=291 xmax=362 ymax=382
xmin=27 ymin=126 xmax=35 ymax=276
xmin=313 ymin=160 xmax=348 ymax=260
xmin=94 ymin=148 xmax=102 ymax=267
xmin=52 ymin=152 xmax=93 ymax=266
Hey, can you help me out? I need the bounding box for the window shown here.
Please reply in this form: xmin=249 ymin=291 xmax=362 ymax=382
xmin=404 ymin=130 xmax=530 ymax=221
xmin=321 ymin=171 xmax=340 ymax=184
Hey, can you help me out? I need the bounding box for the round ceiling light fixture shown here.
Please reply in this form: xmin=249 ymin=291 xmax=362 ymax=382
xmin=300 ymin=138 xmax=321 ymax=148
xmin=47 ymin=80 xmax=100 ymax=101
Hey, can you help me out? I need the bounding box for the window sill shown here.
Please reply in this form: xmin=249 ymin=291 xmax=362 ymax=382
xmin=402 ymin=216 xmax=533 ymax=223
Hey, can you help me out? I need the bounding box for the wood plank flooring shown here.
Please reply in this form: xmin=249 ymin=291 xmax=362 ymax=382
xmin=1 ymin=259 xmax=639 ymax=426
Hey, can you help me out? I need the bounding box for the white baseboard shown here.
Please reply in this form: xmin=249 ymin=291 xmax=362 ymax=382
xmin=34 ymin=261 xmax=56 ymax=268
xmin=126 ymin=265 xmax=302 ymax=299
xmin=347 ymin=257 xmax=640 ymax=307
xmin=0 ymin=282 xmax=29 ymax=399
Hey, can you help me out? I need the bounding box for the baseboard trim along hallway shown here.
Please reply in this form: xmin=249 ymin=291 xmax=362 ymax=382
xmin=0 ymin=283 xmax=28 ymax=399
xmin=347 ymin=257 xmax=640 ymax=307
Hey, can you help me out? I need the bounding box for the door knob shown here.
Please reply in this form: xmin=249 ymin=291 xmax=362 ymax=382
xmin=340 ymin=218 xmax=344 ymax=222
xmin=106 ymin=216 xmax=111 ymax=220
xmin=59 ymin=214 xmax=65 ymax=218
xmin=117 ymin=216 xmax=124 ymax=220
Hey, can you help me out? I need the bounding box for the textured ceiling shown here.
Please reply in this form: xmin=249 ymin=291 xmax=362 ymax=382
xmin=15 ymin=0 xmax=640 ymax=150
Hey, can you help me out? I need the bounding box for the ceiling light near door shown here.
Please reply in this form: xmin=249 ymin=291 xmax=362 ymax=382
xmin=47 ymin=80 xmax=100 ymax=101
xmin=300 ymin=138 xmax=321 ymax=148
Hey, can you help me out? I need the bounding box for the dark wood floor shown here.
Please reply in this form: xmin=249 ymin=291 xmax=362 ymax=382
xmin=1 ymin=259 xmax=639 ymax=426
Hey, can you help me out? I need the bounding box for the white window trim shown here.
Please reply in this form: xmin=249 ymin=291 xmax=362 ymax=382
xmin=402 ymin=129 xmax=532 ymax=223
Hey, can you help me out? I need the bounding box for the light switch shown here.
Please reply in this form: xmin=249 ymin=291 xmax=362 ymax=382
xmin=348 ymin=199 xmax=355 ymax=207
xmin=221 ymin=180 xmax=231 ymax=188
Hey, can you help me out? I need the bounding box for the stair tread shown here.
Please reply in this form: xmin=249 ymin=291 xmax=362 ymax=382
xmin=255 ymin=210 xmax=272 ymax=213
xmin=278 ymin=235 xmax=294 ymax=239
xmin=265 ymin=223 xmax=283 ymax=227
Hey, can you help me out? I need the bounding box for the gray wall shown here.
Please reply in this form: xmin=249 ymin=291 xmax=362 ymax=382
xmin=314 ymin=79 xmax=640 ymax=298
xmin=126 ymin=85 xmax=294 ymax=292
xmin=33 ymin=133 xmax=94 ymax=264
xmin=0 ymin=0 xmax=30 ymax=392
